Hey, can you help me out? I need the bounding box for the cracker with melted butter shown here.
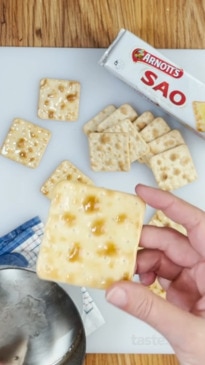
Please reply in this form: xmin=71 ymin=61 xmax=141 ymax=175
xmin=36 ymin=181 xmax=146 ymax=289
xmin=0 ymin=118 xmax=51 ymax=168
xmin=38 ymin=78 xmax=81 ymax=121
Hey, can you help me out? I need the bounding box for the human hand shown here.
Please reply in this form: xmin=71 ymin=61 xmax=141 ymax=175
xmin=106 ymin=184 xmax=205 ymax=365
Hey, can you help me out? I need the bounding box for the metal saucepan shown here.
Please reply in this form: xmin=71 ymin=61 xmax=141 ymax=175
xmin=0 ymin=267 xmax=86 ymax=365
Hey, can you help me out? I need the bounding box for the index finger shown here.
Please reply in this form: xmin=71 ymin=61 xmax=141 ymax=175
xmin=136 ymin=184 xmax=205 ymax=257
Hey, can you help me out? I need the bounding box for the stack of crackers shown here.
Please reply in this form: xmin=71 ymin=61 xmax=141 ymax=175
xmin=83 ymin=104 xmax=149 ymax=172
xmin=83 ymin=103 xmax=198 ymax=191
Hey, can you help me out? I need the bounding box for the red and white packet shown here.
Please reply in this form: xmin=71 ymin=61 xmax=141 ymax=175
xmin=99 ymin=29 xmax=205 ymax=139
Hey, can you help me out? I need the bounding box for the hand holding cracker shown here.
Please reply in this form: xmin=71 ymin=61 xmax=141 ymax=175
xmin=106 ymin=184 xmax=205 ymax=365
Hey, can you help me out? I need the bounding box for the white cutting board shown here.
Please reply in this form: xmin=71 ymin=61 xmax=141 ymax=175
xmin=0 ymin=48 xmax=205 ymax=354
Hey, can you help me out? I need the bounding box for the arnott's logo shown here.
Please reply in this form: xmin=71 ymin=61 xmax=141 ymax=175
xmin=132 ymin=48 xmax=184 ymax=79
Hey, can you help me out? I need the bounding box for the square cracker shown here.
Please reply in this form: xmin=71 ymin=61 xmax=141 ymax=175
xmin=97 ymin=104 xmax=138 ymax=132
xmin=133 ymin=111 xmax=155 ymax=131
xmin=192 ymin=101 xmax=205 ymax=132
xmin=140 ymin=117 xmax=171 ymax=143
xmin=143 ymin=129 xmax=185 ymax=165
xmin=83 ymin=105 xmax=116 ymax=135
xmin=105 ymin=119 xmax=149 ymax=162
xmin=36 ymin=181 xmax=146 ymax=289
xmin=38 ymin=78 xmax=81 ymax=121
xmin=149 ymin=210 xmax=187 ymax=235
xmin=41 ymin=160 xmax=94 ymax=199
xmin=0 ymin=118 xmax=51 ymax=168
xmin=88 ymin=132 xmax=130 ymax=171
xmin=149 ymin=144 xmax=198 ymax=191
xmin=149 ymin=279 xmax=166 ymax=298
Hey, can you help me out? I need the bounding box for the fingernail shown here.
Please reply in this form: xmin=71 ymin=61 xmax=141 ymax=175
xmin=106 ymin=287 xmax=128 ymax=307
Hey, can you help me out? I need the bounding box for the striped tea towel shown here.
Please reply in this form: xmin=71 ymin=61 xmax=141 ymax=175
xmin=0 ymin=216 xmax=43 ymax=268
xmin=81 ymin=287 xmax=105 ymax=336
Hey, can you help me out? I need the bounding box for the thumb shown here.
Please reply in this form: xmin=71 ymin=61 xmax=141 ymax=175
xmin=106 ymin=281 xmax=203 ymax=355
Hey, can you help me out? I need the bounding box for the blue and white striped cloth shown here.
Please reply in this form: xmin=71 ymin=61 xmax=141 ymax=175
xmin=0 ymin=216 xmax=44 ymax=268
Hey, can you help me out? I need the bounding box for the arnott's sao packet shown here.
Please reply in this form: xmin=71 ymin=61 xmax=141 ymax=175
xmin=99 ymin=29 xmax=205 ymax=139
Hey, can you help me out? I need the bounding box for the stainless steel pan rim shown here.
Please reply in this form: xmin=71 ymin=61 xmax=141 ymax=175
xmin=0 ymin=266 xmax=86 ymax=365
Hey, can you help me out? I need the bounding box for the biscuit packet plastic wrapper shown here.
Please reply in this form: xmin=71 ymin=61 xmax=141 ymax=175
xmin=99 ymin=29 xmax=205 ymax=139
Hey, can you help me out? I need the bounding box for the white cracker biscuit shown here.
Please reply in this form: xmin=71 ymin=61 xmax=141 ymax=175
xmin=144 ymin=129 xmax=185 ymax=165
xmin=36 ymin=181 xmax=146 ymax=289
xmin=149 ymin=279 xmax=166 ymax=298
xmin=41 ymin=160 xmax=94 ymax=199
xmin=149 ymin=144 xmax=198 ymax=191
xmin=140 ymin=117 xmax=171 ymax=143
xmin=88 ymin=132 xmax=130 ymax=171
xmin=192 ymin=101 xmax=205 ymax=132
xmin=38 ymin=78 xmax=81 ymax=121
xmin=133 ymin=111 xmax=155 ymax=131
xmin=105 ymin=119 xmax=149 ymax=162
xmin=0 ymin=118 xmax=51 ymax=168
xmin=97 ymin=104 xmax=138 ymax=132
xmin=83 ymin=105 xmax=116 ymax=135
xmin=149 ymin=210 xmax=187 ymax=235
